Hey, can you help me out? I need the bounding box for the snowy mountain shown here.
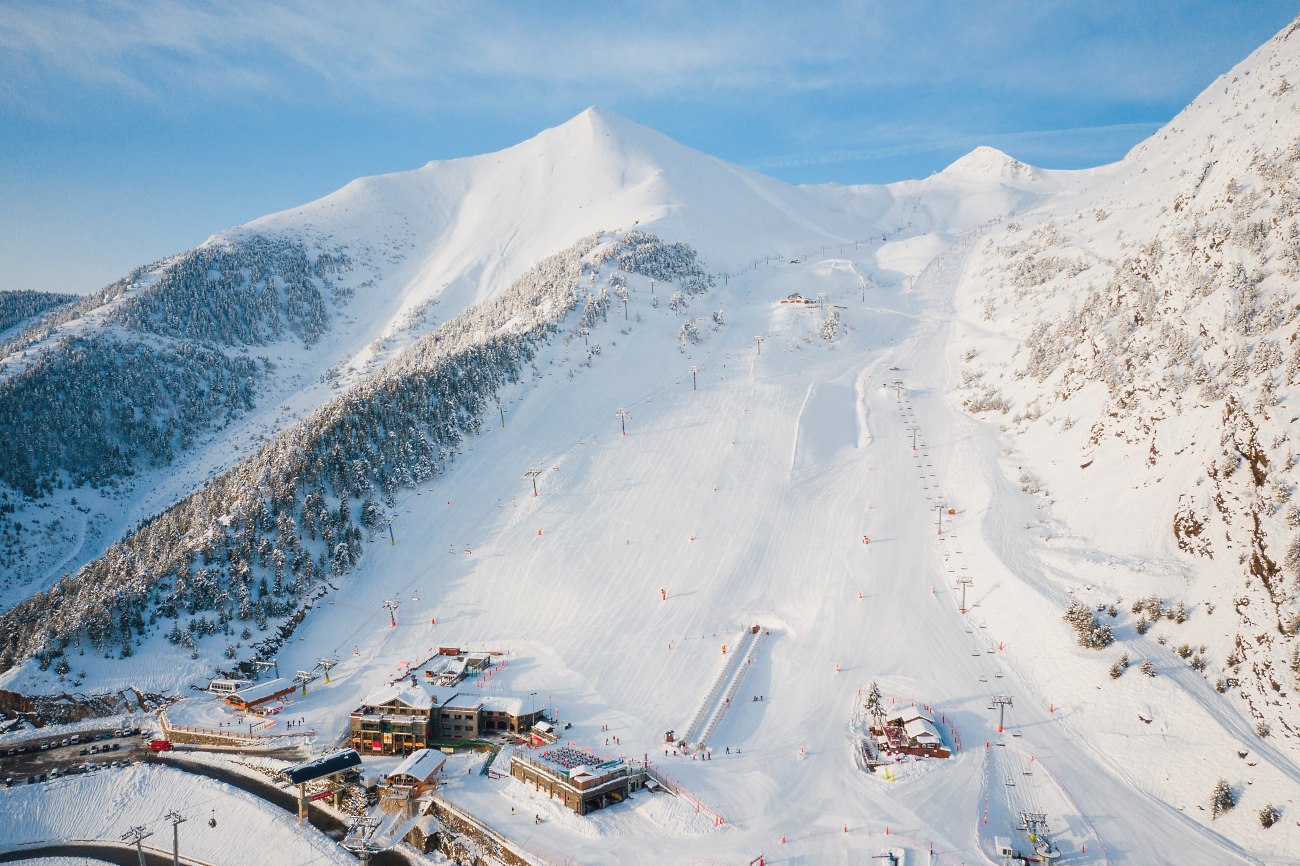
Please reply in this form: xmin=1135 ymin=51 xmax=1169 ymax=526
xmin=953 ymin=16 xmax=1300 ymax=750
xmin=3 ymin=19 xmax=1300 ymax=865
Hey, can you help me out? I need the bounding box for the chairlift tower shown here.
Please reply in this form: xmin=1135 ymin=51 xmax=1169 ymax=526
xmin=990 ymin=695 xmax=1013 ymax=734
xmin=907 ymin=424 xmax=920 ymax=451
xmin=936 ymin=501 xmax=948 ymax=535
xmin=295 ymin=670 xmax=314 ymax=696
xmin=1020 ymin=811 xmax=1048 ymax=838
xmin=956 ymin=576 xmax=974 ymax=614
xmin=525 ymin=466 xmax=544 ymax=497
xmin=165 ymin=811 xmax=186 ymax=866
xmin=382 ymin=599 xmax=400 ymax=628
xmin=341 ymin=815 xmax=384 ymax=865
xmin=252 ymin=659 xmax=279 ymax=679
xmin=754 ymin=336 xmax=764 ymax=356
xmin=889 ymin=380 xmax=904 ymax=400
xmin=690 ymin=365 xmax=700 ymax=391
xmin=316 ymin=657 xmax=337 ymax=683
xmin=615 ymin=408 xmax=630 ymax=436
xmin=121 ymin=825 xmax=153 ymax=866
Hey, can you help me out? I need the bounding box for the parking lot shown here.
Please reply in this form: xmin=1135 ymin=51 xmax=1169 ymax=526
xmin=1 ymin=727 xmax=144 ymax=787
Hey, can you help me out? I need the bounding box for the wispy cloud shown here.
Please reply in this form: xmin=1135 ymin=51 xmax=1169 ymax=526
xmin=3 ymin=1 xmax=1273 ymax=117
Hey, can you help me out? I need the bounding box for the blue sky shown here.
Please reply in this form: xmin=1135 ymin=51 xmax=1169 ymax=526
xmin=2 ymin=1 xmax=1297 ymax=294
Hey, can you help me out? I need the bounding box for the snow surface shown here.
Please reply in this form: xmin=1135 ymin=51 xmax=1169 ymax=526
xmin=6 ymin=18 xmax=1300 ymax=866
xmin=0 ymin=763 xmax=355 ymax=865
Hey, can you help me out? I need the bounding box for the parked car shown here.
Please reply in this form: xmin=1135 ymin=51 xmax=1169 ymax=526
xmin=149 ymin=739 xmax=173 ymax=753
xmin=79 ymin=748 xmax=88 ymax=756
xmin=61 ymin=738 xmax=69 ymax=747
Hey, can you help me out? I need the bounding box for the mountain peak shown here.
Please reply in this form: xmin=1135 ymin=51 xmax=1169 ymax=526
xmin=941 ymin=145 xmax=1038 ymax=184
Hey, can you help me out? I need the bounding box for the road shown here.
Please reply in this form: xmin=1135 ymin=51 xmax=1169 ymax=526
xmin=3 ymin=739 xmax=415 ymax=866
xmin=0 ymin=840 xmax=192 ymax=865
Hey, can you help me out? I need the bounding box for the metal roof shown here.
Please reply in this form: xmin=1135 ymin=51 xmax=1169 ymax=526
xmin=228 ymin=677 xmax=293 ymax=704
xmin=283 ymin=749 xmax=362 ymax=785
xmin=389 ymin=748 xmax=446 ymax=783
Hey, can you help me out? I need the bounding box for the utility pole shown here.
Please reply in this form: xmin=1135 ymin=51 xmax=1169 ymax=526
xmin=615 ymin=408 xmax=630 ymax=436
xmin=121 ymin=826 xmax=153 ymax=866
xmin=990 ymin=695 xmax=1013 ymax=734
xmin=956 ymin=576 xmax=973 ymax=615
xmin=690 ymin=365 xmax=700 ymax=391
xmin=754 ymin=336 xmax=764 ymax=356
xmin=382 ymin=599 xmax=399 ymax=628
xmin=165 ymin=811 xmax=186 ymax=866
xmin=525 ymin=467 xmax=543 ymax=497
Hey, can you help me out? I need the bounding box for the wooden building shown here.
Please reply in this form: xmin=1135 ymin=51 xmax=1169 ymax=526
xmin=350 ymin=685 xmax=435 ymax=755
xmin=350 ymin=683 xmax=548 ymax=752
xmin=385 ymin=748 xmax=446 ymax=796
xmin=225 ymin=677 xmax=295 ymax=710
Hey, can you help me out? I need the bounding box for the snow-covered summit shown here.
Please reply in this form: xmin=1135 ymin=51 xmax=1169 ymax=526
xmin=939 ymin=145 xmax=1039 ymax=186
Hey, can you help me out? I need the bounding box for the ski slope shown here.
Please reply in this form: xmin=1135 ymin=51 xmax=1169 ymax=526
xmin=204 ymin=210 xmax=1290 ymax=864
xmin=7 ymin=21 xmax=1300 ymax=861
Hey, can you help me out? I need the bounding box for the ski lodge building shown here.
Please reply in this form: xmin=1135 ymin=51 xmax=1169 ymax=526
xmin=349 ymin=683 xmax=545 ymax=755
xmin=875 ymin=706 xmax=951 ymax=758
xmin=509 ymin=746 xmax=647 ymax=815
xmin=225 ymin=677 xmax=296 ymax=710
xmin=351 ymin=685 xmax=438 ymax=755
xmin=385 ymin=748 xmax=446 ymax=797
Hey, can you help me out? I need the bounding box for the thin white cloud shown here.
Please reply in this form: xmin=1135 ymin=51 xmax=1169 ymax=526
xmin=0 ymin=1 xmax=1256 ymax=115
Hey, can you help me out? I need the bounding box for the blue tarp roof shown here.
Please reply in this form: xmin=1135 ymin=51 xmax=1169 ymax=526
xmin=284 ymin=749 xmax=362 ymax=784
